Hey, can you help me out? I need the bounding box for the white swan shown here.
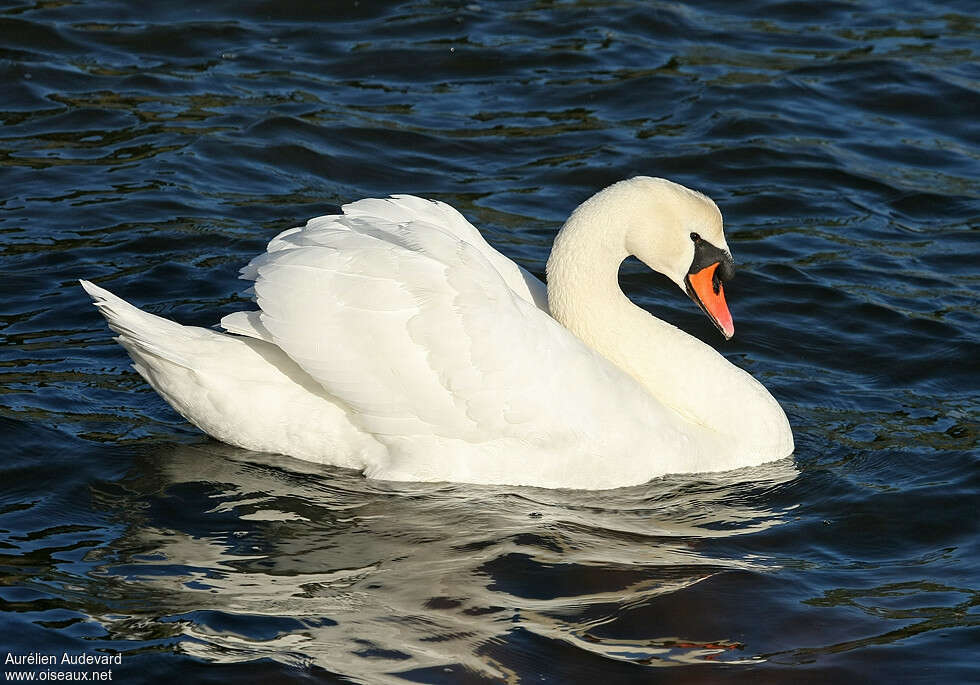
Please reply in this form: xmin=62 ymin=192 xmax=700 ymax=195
xmin=81 ymin=177 xmax=793 ymax=489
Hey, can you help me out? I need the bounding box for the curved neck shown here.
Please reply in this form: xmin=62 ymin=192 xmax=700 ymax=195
xmin=546 ymin=197 xmax=632 ymax=345
xmin=545 ymin=193 xmax=770 ymax=441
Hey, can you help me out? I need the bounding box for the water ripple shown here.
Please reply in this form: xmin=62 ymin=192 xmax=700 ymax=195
xmin=1 ymin=0 xmax=978 ymax=682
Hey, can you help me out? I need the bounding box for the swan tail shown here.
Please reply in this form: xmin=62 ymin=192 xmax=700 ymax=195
xmin=80 ymin=279 xmax=200 ymax=369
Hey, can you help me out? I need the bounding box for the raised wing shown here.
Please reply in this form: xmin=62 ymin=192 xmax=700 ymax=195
xmin=226 ymin=204 xmax=679 ymax=483
xmin=217 ymin=197 xmax=692 ymax=486
xmin=245 ymin=216 xmax=579 ymax=438
xmin=220 ymin=196 xmax=547 ymax=343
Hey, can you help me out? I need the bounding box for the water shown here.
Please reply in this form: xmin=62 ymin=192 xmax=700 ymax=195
xmin=1 ymin=0 xmax=978 ymax=682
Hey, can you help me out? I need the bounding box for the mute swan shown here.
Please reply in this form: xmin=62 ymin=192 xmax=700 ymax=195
xmin=81 ymin=177 xmax=793 ymax=489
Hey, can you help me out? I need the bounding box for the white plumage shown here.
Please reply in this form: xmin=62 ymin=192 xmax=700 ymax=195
xmin=82 ymin=177 xmax=794 ymax=489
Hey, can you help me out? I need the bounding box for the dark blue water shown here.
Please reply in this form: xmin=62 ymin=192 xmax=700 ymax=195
xmin=2 ymin=1 xmax=978 ymax=682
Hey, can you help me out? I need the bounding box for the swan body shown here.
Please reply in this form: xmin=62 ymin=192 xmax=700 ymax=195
xmin=82 ymin=177 xmax=793 ymax=489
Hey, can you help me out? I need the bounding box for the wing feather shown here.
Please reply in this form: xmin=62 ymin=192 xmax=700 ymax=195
xmin=221 ymin=195 xmax=672 ymax=485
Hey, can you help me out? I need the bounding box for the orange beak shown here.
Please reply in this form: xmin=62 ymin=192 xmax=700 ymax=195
xmin=685 ymin=262 xmax=734 ymax=339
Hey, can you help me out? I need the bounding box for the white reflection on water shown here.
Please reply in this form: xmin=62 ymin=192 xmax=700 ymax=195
xmin=90 ymin=443 xmax=798 ymax=681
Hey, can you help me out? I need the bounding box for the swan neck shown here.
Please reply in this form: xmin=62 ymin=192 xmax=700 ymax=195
xmin=546 ymin=202 xmax=630 ymax=331
xmin=544 ymin=179 xmax=793 ymax=461
xmin=545 ymin=187 xmax=760 ymax=440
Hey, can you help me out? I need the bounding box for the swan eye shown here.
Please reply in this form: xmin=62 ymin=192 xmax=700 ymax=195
xmin=690 ymin=232 xmax=702 ymax=242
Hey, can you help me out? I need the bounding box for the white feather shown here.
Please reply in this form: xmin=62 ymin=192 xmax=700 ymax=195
xmin=82 ymin=178 xmax=794 ymax=489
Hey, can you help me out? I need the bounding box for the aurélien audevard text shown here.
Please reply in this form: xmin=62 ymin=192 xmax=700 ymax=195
xmin=5 ymin=652 xmax=121 ymax=680
xmin=6 ymin=654 xmax=121 ymax=666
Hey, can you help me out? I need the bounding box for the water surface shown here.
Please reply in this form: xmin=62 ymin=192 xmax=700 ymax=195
xmin=1 ymin=0 xmax=978 ymax=682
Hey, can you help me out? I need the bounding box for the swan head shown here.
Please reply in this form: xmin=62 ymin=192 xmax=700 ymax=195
xmin=618 ymin=177 xmax=737 ymax=339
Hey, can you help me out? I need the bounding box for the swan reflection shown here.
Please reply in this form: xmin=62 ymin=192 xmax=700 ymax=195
xmin=89 ymin=443 xmax=797 ymax=679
